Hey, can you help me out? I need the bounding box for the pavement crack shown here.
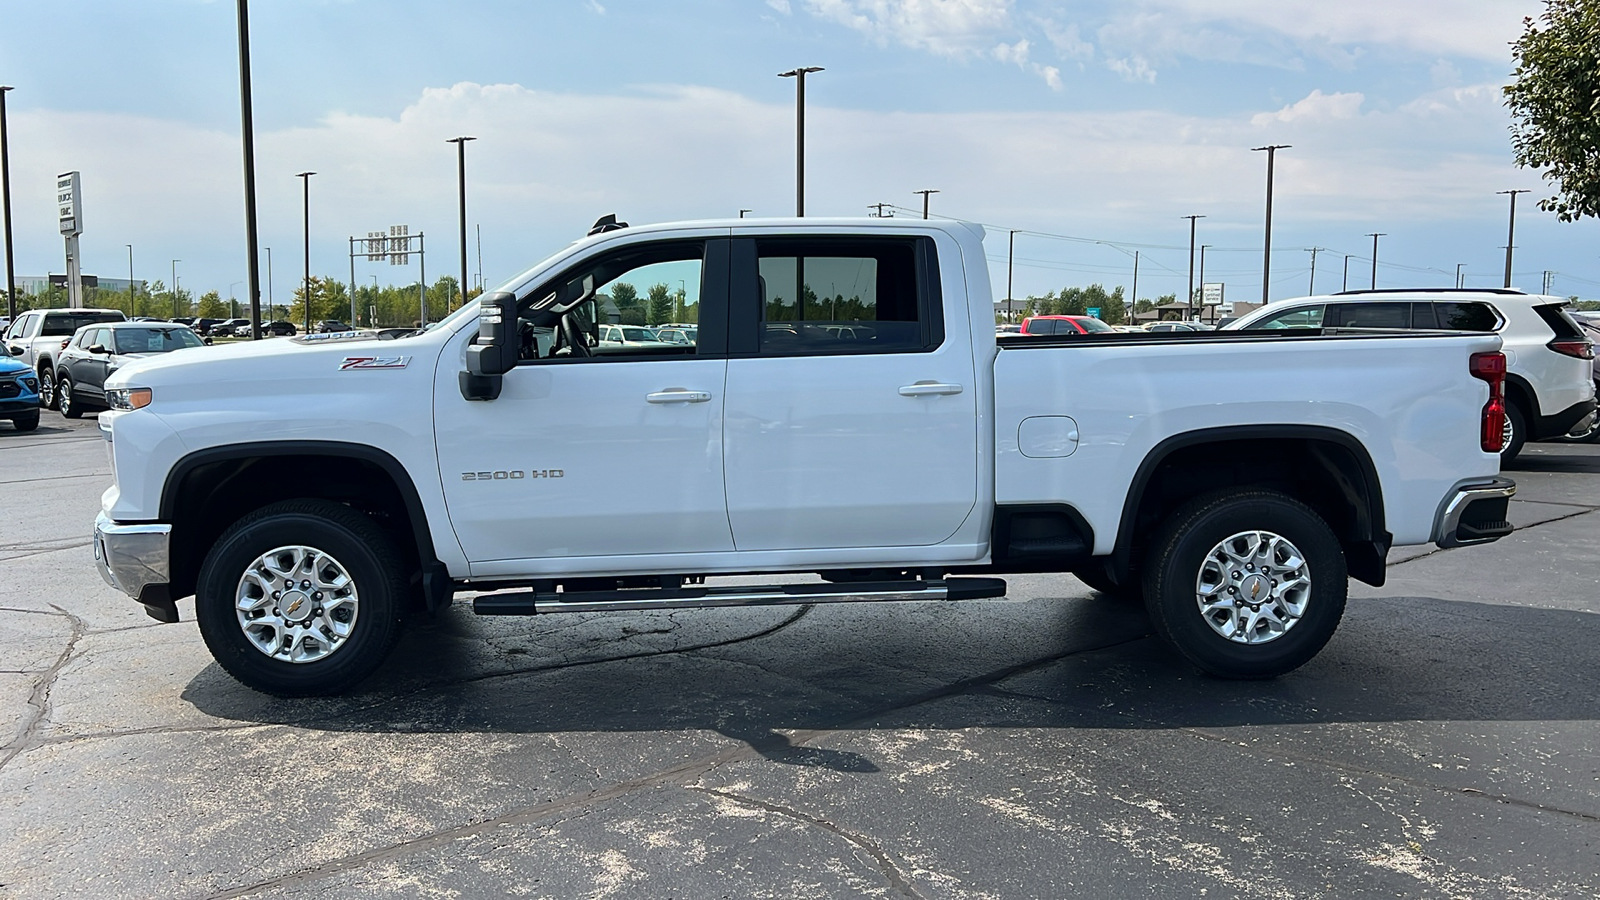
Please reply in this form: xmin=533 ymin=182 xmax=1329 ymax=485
xmin=0 ymin=603 xmax=86 ymax=772
xmin=688 ymin=786 xmax=925 ymax=899
xmin=1387 ymin=505 xmax=1599 ymax=569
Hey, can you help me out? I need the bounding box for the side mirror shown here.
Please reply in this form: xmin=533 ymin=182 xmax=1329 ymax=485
xmin=89 ymin=343 xmax=109 ymax=355
xmin=7 ymin=345 xmax=21 ymax=356
xmin=462 ymin=292 xmax=519 ymax=401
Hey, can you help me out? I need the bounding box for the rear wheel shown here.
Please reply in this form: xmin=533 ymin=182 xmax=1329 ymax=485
xmin=1501 ymin=402 xmax=1528 ymax=465
xmin=58 ymin=375 xmax=82 ymax=419
xmin=195 ymin=499 xmax=408 ymax=697
xmin=1143 ymin=490 xmax=1346 ymax=679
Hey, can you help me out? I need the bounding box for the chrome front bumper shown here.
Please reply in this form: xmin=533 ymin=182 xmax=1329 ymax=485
xmin=1435 ymin=477 xmax=1516 ymax=549
xmin=94 ymin=512 xmax=176 ymax=619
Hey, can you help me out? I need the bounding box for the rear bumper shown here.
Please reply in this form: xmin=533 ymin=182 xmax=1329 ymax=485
xmin=94 ymin=512 xmax=177 ymax=622
xmin=1534 ymin=397 xmax=1598 ymax=441
xmin=1434 ymin=477 xmax=1516 ymax=548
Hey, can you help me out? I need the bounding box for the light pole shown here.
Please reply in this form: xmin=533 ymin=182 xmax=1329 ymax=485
xmin=1342 ymin=255 xmax=1351 ymax=292
xmin=1455 ymin=262 xmax=1464 ymax=289
xmin=297 ymin=171 xmax=315 ymax=335
xmin=1199 ymin=244 xmax=1211 ymax=321
xmin=170 ymin=260 xmax=181 ymax=318
xmin=265 ymin=246 xmax=273 ymax=320
xmin=126 ymin=244 xmax=135 ymax=316
xmin=229 ymin=281 xmax=243 ymax=318
xmin=1497 ymin=189 xmax=1530 ymax=289
xmin=914 ymin=189 xmax=939 ymax=219
xmin=1366 ymin=232 xmax=1385 ymax=289
xmin=1252 ymin=144 xmax=1290 ymax=304
xmin=1007 ymin=229 xmax=1017 ymax=322
xmin=0 ymin=85 xmax=15 ymax=324
xmin=1183 ymin=214 xmax=1205 ymax=319
xmin=778 ymin=66 xmax=823 ymax=216
xmin=447 ymin=136 xmax=476 ymax=311
xmin=739 ymin=209 xmax=751 ymax=218
xmin=235 ymin=0 xmax=264 ymax=338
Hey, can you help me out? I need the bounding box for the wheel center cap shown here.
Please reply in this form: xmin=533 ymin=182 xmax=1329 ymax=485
xmin=1240 ymin=574 xmax=1271 ymax=604
xmin=279 ymin=590 xmax=313 ymax=622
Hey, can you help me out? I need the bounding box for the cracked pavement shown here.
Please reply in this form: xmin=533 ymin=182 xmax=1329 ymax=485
xmin=2 ymin=415 xmax=1598 ymax=898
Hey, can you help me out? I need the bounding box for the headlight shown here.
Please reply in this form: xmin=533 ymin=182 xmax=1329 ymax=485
xmin=106 ymin=387 xmax=153 ymax=410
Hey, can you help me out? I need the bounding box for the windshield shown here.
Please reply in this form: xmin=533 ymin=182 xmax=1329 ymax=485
xmin=621 ymin=327 xmax=657 ymax=341
xmin=114 ymin=327 xmax=204 ymax=353
xmin=1076 ymin=317 xmax=1115 ymax=333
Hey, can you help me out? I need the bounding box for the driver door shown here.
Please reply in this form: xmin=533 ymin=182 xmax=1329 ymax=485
xmin=433 ymin=235 xmax=735 ymax=574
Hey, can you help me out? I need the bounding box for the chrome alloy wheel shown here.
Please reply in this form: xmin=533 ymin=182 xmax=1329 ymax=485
xmin=235 ymin=545 xmax=360 ymax=663
xmin=1502 ymin=414 xmax=1515 ymax=451
xmin=1194 ymin=530 xmax=1311 ymax=645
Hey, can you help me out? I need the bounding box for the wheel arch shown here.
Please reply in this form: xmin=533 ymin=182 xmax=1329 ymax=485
xmin=160 ymin=441 xmax=450 ymax=610
xmin=1112 ymin=425 xmax=1391 ymax=587
xmin=1504 ymin=372 xmax=1539 ymax=419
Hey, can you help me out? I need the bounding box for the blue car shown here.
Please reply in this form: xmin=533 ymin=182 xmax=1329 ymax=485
xmin=0 ymin=355 xmax=42 ymax=432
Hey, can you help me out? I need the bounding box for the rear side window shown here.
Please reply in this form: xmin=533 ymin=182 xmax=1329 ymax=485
xmin=1433 ymin=302 xmax=1500 ymax=332
xmin=1025 ymin=318 xmax=1056 ymax=335
xmin=753 ymin=238 xmax=935 ymax=355
xmin=1533 ymin=303 xmax=1586 ymax=340
xmin=1326 ymin=302 xmax=1411 ymax=329
xmin=1251 ymin=305 xmax=1324 ymax=330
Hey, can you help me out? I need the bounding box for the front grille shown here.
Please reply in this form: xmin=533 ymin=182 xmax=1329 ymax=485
xmin=0 ymin=378 xmax=18 ymax=399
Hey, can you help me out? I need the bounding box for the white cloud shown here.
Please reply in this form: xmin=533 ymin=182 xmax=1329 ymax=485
xmin=992 ymin=38 xmax=1029 ymax=67
xmin=766 ymin=0 xmax=792 ymax=13
xmin=1038 ymin=18 xmax=1094 ymax=62
xmin=1251 ymin=90 xmax=1364 ymax=126
xmin=1036 ymin=64 xmax=1062 ymax=90
xmin=584 ymin=0 xmax=606 ymax=14
xmin=803 ymin=0 xmax=1014 ymax=56
xmin=1107 ymin=55 xmax=1157 ymax=84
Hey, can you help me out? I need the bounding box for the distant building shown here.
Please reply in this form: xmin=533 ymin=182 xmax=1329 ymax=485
xmin=12 ymin=275 xmax=139 ymax=295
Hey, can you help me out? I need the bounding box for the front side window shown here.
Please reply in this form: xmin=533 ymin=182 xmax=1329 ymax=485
xmin=1251 ymin=305 xmax=1324 ymax=330
xmin=753 ymin=238 xmax=931 ymax=355
xmin=516 ymin=241 xmax=705 ymax=363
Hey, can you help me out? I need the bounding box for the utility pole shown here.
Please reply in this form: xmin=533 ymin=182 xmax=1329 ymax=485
xmin=868 ymin=202 xmax=892 ymax=218
xmin=738 ymin=209 xmax=751 ymax=218
xmin=235 ymin=0 xmax=264 ymax=339
xmin=1131 ymin=250 xmax=1140 ymax=324
xmin=1366 ymin=233 xmax=1385 ymax=290
xmin=1342 ymin=255 xmax=1351 ymax=292
xmin=1497 ymin=189 xmax=1530 ymax=289
xmin=447 ymin=136 xmax=476 ymax=310
xmin=1542 ymin=270 xmax=1553 ymax=295
xmin=1199 ymin=244 xmax=1211 ymax=321
xmin=777 ymin=67 xmax=823 ymax=217
xmin=1455 ymin=263 xmax=1464 ymax=289
xmin=0 ymin=85 xmax=15 ymax=324
xmin=914 ymin=189 xmax=939 ymax=219
xmin=1306 ymin=247 xmax=1326 ymax=295
xmin=1252 ymin=144 xmax=1290 ymax=304
xmin=1183 ymin=214 xmax=1205 ymax=319
xmin=1006 ymin=229 xmax=1017 ymax=321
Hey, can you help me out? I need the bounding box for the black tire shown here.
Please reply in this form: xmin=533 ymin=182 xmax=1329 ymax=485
xmin=1072 ymin=558 xmax=1138 ymax=601
xmin=9 ymin=411 xmax=39 ymax=432
xmin=37 ymin=367 xmax=57 ymax=411
xmin=57 ymin=375 xmax=82 ymax=419
xmin=1142 ymin=490 xmax=1346 ymax=679
xmin=195 ymin=499 xmax=409 ymax=697
xmin=1501 ymin=402 xmax=1528 ymax=465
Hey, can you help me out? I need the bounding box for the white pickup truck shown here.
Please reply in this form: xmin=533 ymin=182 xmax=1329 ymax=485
xmin=93 ymin=218 xmax=1517 ymax=696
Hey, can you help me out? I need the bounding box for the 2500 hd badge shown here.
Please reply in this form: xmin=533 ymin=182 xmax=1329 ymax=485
xmin=460 ymin=469 xmax=564 ymax=481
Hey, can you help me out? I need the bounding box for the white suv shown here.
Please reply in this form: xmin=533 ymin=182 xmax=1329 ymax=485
xmin=1224 ymin=289 xmax=1596 ymax=463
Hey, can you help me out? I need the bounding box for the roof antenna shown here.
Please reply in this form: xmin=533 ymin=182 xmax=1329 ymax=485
xmin=587 ymin=214 xmax=629 ymax=236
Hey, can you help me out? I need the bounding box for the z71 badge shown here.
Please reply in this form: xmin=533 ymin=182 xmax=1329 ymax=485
xmin=339 ymin=356 xmax=410 ymax=370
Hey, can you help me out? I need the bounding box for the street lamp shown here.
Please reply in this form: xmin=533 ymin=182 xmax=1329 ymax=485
xmin=777 ymin=66 xmax=823 ymax=216
xmin=1455 ymin=263 xmax=1465 ymax=289
xmin=1497 ymin=189 xmax=1531 ymax=289
xmin=1251 ymin=144 xmax=1290 ymax=304
xmin=1366 ymin=232 xmax=1386 ymax=289
xmin=297 ymin=171 xmax=315 ymax=334
xmin=739 ymin=209 xmax=751 ymax=218
xmin=447 ymin=136 xmax=476 ymax=311
xmin=0 ymin=85 xmax=15 ymax=324
xmin=235 ymin=0 xmax=264 ymax=339
xmin=1199 ymin=244 xmax=1212 ymax=321
xmin=170 ymin=260 xmax=181 ymax=318
xmin=126 ymin=244 xmax=135 ymax=316
xmin=265 ymin=246 xmax=273 ymax=320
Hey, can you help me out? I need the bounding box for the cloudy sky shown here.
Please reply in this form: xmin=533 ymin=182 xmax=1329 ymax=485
xmin=4 ymin=0 xmax=1596 ymax=305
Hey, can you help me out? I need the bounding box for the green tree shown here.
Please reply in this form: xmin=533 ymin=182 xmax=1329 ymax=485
xmin=1505 ymin=0 xmax=1600 ymax=221
xmin=197 ymin=290 xmax=228 ymax=319
xmin=646 ymin=283 xmax=674 ymax=325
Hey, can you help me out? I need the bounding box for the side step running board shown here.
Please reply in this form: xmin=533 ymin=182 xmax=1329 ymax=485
xmin=472 ymin=577 xmax=1007 ymax=616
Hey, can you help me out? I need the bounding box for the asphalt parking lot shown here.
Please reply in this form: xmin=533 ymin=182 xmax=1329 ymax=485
xmin=2 ymin=414 xmax=1597 ymax=899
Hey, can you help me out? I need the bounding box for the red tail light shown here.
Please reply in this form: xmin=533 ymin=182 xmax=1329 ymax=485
xmin=60 ymin=339 xmax=71 ymax=351
xmin=1548 ymin=338 xmax=1595 ymax=360
xmin=1470 ymin=351 xmax=1506 ymax=453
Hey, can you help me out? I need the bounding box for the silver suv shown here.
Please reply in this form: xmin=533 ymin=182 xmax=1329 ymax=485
xmin=2 ymin=308 xmax=128 ymax=410
xmin=1224 ymin=289 xmax=1596 ymax=463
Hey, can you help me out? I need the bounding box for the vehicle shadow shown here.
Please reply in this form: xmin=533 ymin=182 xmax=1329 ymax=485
xmin=1507 ymin=444 xmax=1600 ymax=473
xmin=182 ymin=593 xmax=1600 ymax=769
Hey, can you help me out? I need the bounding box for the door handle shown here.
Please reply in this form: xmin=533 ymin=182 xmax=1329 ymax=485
xmin=898 ymin=381 xmax=964 ymax=396
xmin=647 ymin=389 xmax=712 ymax=404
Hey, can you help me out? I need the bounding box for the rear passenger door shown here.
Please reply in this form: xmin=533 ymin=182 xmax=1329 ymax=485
xmin=721 ymin=234 xmax=978 ymax=551
xmin=1324 ymin=302 xmax=1412 ymax=329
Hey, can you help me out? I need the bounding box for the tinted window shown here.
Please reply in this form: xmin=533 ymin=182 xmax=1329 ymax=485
xmin=1411 ymin=302 xmax=1438 ymax=329
xmin=1251 ymin=305 xmax=1324 ymax=330
xmin=1434 ymin=302 xmax=1500 ymax=332
xmin=1076 ymin=317 xmax=1114 ymax=333
xmin=755 ymin=238 xmax=928 ymax=355
xmin=42 ymin=312 xmax=123 ymax=336
xmin=1533 ymin=303 xmax=1585 ymax=340
xmin=115 ymin=327 xmax=203 ymax=353
xmin=1327 ymin=302 xmax=1411 ymax=329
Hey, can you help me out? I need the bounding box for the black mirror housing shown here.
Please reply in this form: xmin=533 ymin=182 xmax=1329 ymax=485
xmin=7 ymin=345 xmax=22 ymax=356
xmin=89 ymin=344 xmax=109 ymax=355
xmin=466 ymin=292 xmax=518 ymax=378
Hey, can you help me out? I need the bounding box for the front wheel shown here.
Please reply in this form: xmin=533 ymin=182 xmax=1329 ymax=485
xmin=37 ymin=368 xmax=57 ymax=411
xmin=9 ymin=411 xmax=39 ymax=432
xmin=58 ymin=375 xmax=82 ymax=418
xmin=1142 ymin=490 xmax=1346 ymax=679
xmin=195 ymin=499 xmax=408 ymax=696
